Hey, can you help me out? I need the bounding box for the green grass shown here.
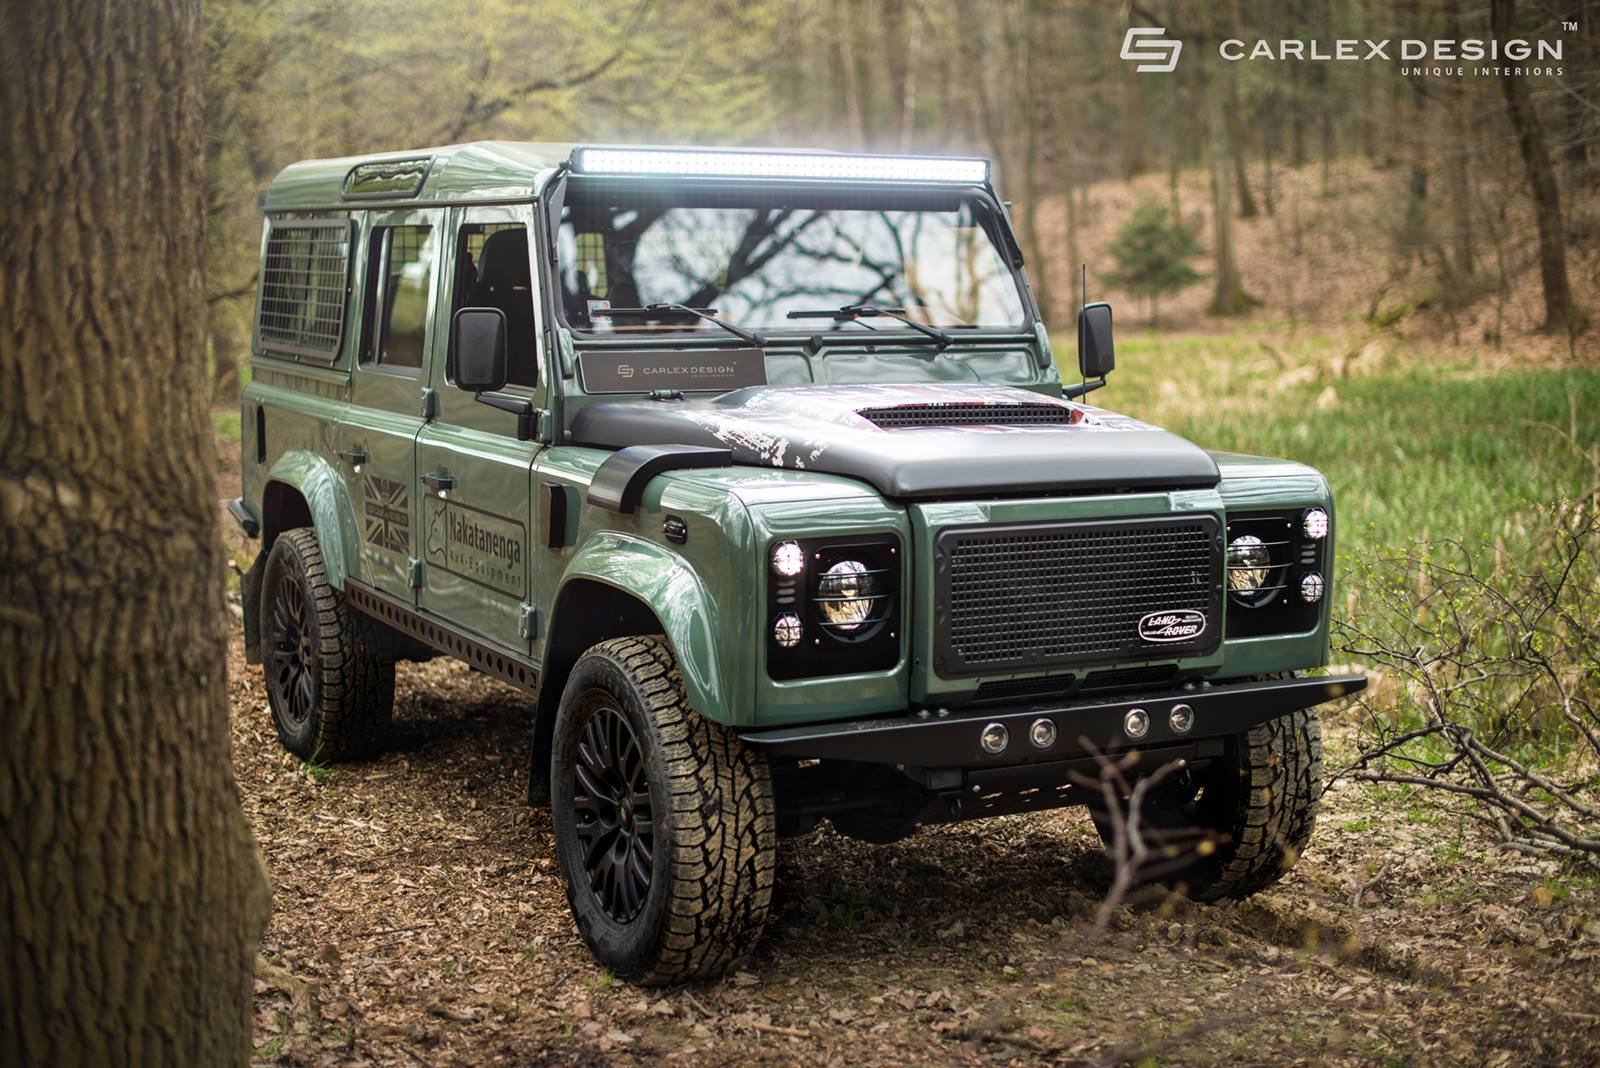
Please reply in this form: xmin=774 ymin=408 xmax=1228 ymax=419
xmin=213 ymin=408 xmax=242 ymax=443
xmin=1074 ymin=329 xmax=1600 ymax=567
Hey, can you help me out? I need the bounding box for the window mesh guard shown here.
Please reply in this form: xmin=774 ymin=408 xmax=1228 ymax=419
xmin=257 ymin=219 xmax=352 ymax=359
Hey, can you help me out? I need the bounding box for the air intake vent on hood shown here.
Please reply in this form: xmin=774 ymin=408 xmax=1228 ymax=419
xmin=857 ymin=402 xmax=1081 ymax=430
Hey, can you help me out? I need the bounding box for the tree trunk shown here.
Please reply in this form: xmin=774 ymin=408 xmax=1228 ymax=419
xmin=1018 ymin=0 xmax=1050 ymax=322
xmin=1491 ymin=0 xmax=1579 ymax=333
xmin=832 ymin=0 xmax=866 ymax=149
xmin=0 ymin=1 xmax=273 ymax=1064
xmin=210 ymin=300 xmax=247 ymax=404
xmin=1206 ymin=15 xmax=1256 ymax=317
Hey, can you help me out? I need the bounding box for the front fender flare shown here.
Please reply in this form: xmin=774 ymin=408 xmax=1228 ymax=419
xmin=556 ymin=532 xmax=733 ymax=726
xmin=264 ymin=449 xmax=360 ymax=591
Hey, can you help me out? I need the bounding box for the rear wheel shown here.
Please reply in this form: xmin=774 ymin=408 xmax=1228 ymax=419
xmin=1091 ymin=707 xmax=1323 ymax=901
xmin=551 ymin=636 xmax=775 ymax=984
xmin=260 ymin=528 xmax=394 ymax=761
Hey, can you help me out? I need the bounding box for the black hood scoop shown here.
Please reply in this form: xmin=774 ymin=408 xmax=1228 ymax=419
xmin=856 ymin=401 xmax=1080 ymax=429
xmin=570 ymin=383 xmax=1221 ymax=499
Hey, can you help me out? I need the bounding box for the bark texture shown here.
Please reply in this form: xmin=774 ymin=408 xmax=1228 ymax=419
xmin=0 ymin=1 xmax=273 ymax=1064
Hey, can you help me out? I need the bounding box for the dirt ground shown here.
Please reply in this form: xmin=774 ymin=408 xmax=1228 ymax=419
xmin=229 ymin=620 xmax=1600 ymax=1067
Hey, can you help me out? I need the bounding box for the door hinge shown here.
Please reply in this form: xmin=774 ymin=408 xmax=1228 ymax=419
xmin=519 ymin=602 xmax=541 ymax=640
xmin=420 ymin=387 xmax=438 ymax=420
xmin=408 ymin=557 xmax=424 ymax=588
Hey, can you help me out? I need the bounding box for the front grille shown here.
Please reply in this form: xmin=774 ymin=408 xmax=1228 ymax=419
xmin=858 ymin=403 xmax=1079 ymax=429
xmin=968 ymin=673 xmax=1076 ymax=706
xmin=933 ymin=516 xmax=1221 ymax=677
xmin=1082 ymin=664 xmax=1178 ymax=692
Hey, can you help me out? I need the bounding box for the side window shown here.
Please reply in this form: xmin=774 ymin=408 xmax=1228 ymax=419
xmin=452 ymin=223 xmax=537 ymax=388
xmin=256 ymin=218 xmax=352 ymax=361
xmin=359 ymin=224 xmax=435 ymax=371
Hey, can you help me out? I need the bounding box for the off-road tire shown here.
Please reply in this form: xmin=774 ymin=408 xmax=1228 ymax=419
xmin=551 ymin=636 xmax=776 ymax=985
xmin=1092 ymin=706 xmax=1323 ymax=902
xmin=260 ymin=527 xmax=394 ymax=761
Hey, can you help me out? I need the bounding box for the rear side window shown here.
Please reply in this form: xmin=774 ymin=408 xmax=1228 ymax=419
xmin=359 ymin=225 xmax=436 ymax=371
xmin=256 ymin=218 xmax=353 ymax=360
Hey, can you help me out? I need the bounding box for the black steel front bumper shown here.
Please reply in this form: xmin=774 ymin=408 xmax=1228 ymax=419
xmin=741 ymin=674 xmax=1366 ymax=770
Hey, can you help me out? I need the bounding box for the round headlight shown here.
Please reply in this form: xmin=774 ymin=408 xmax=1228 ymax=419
xmin=817 ymin=559 xmax=875 ymax=632
xmin=1300 ymin=571 xmax=1325 ymax=604
xmin=771 ymin=540 xmax=805 ymax=577
xmin=773 ymin=612 xmax=803 ymax=648
xmin=1302 ymin=508 xmax=1330 ymax=541
xmin=1227 ymin=535 xmax=1272 ymax=596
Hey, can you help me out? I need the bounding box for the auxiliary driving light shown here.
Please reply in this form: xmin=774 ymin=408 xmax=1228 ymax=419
xmin=1227 ymin=535 xmax=1272 ymax=596
xmin=1123 ymin=708 xmax=1150 ymax=740
xmin=980 ymin=722 xmax=1009 ymax=755
xmin=1029 ymin=718 xmax=1057 ymax=750
xmin=773 ymin=612 xmax=803 ymax=648
xmin=771 ymin=541 xmax=805 ymax=577
xmin=818 ymin=559 xmax=874 ymax=632
xmin=1169 ymin=703 xmax=1195 ymax=734
xmin=1302 ymin=507 xmax=1330 ymax=541
xmin=1300 ymin=571 xmax=1326 ymax=604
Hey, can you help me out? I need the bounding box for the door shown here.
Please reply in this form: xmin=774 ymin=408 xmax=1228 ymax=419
xmin=337 ymin=209 xmax=444 ymax=601
xmin=415 ymin=205 xmax=544 ymax=651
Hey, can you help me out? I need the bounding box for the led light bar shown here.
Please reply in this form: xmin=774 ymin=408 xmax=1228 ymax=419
xmin=572 ymin=147 xmax=989 ymax=184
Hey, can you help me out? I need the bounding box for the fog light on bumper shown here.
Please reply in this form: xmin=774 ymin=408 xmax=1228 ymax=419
xmin=1029 ymin=718 xmax=1057 ymax=750
xmin=1169 ymin=703 xmax=1195 ymax=734
xmin=979 ymin=722 xmax=1009 ymax=755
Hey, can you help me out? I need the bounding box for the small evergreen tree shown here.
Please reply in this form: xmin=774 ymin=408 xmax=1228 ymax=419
xmin=1105 ymin=201 xmax=1205 ymax=327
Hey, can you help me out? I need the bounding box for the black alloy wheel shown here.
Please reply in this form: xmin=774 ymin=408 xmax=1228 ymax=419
xmin=550 ymin=636 xmax=776 ymax=984
xmin=571 ymin=704 xmax=655 ymax=922
xmin=258 ymin=527 xmax=395 ymax=761
xmin=265 ymin=569 xmax=316 ymax=733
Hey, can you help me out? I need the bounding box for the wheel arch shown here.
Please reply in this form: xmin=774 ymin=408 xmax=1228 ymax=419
xmin=528 ymin=536 xmax=735 ymax=804
xmin=260 ymin=449 xmax=361 ymax=590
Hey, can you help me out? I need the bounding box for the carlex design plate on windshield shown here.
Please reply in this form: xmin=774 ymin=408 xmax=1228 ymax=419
xmin=578 ymin=348 xmax=768 ymax=394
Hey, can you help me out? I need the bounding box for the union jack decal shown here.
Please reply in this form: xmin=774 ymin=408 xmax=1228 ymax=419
xmin=363 ymin=475 xmax=410 ymax=553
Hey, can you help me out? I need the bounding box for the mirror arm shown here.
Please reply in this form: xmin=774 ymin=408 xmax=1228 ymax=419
xmin=474 ymin=392 xmax=539 ymax=440
xmin=1062 ymin=378 xmax=1107 ymax=400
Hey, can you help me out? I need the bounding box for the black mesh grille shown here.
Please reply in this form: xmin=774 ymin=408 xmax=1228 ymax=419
xmin=858 ymin=403 xmax=1078 ymax=429
xmin=1082 ymin=664 xmax=1178 ymax=691
xmin=934 ymin=516 xmax=1221 ymax=676
xmin=258 ymin=219 xmax=352 ymax=359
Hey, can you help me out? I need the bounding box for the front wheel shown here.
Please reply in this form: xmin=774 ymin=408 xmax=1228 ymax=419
xmin=551 ymin=636 xmax=776 ymax=984
xmin=1091 ymin=707 xmax=1323 ymax=901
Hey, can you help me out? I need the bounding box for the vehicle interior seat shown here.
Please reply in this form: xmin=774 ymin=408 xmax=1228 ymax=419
xmin=469 ymin=228 xmax=537 ymax=386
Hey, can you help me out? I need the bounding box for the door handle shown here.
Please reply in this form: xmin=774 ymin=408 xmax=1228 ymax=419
xmin=337 ymin=447 xmax=368 ymax=467
xmin=422 ymin=470 xmax=456 ymax=494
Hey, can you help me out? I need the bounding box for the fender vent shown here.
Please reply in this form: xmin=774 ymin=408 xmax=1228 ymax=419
xmin=857 ymin=403 xmax=1080 ymax=429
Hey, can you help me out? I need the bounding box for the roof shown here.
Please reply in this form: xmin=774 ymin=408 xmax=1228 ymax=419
xmin=263 ymin=141 xmax=577 ymax=212
xmin=262 ymin=141 xmax=998 ymax=214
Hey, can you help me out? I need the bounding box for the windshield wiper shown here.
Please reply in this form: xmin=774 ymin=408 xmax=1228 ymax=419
xmin=590 ymin=303 xmax=766 ymax=348
xmin=785 ymin=304 xmax=952 ymax=350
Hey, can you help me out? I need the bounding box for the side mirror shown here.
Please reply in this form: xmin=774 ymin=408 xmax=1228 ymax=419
xmin=453 ymin=307 xmax=508 ymax=393
xmin=1077 ymin=301 xmax=1114 ymax=381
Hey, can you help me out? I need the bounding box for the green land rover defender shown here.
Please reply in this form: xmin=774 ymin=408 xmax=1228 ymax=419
xmin=234 ymin=143 xmax=1365 ymax=984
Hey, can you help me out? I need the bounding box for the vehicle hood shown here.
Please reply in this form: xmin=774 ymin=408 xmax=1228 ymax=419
xmin=569 ymin=383 xmax=1220 ymax=499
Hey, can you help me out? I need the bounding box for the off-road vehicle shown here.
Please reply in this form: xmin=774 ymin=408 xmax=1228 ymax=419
xmin=234 ymin=143 xmax=1365 ymax=984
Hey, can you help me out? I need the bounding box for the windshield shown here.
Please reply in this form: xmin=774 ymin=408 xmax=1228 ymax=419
xmin=555 ymin=182 xmax=1029 ymax=336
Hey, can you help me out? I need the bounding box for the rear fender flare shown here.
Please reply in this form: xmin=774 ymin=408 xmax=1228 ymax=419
xmin=262 ymin=450 xmax=360 ymax=590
